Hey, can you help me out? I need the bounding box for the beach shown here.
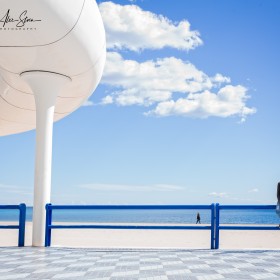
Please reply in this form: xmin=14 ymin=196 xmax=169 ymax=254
xmin=1 ymin=221 xmax=280 ymax=249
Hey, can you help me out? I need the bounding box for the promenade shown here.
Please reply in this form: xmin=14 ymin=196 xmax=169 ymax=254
xmin=1 ymin=247 xmax=280 ymax=279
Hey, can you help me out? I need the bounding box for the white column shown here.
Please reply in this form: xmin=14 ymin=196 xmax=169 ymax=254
xmin=21 ymin=71 xmax=70 ymax=246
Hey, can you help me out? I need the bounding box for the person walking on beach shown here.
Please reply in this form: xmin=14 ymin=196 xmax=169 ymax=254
xmin=196 ymin=212 xmax=201 ymax=224
xmin=276 ymin=182 xmax=280 ymax=227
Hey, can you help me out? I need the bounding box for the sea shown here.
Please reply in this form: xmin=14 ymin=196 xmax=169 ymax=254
xmin=1 ymin=207 xmax=280 ymax=224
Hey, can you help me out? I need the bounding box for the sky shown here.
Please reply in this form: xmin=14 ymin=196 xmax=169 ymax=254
xmin=0 ymin=0 xmax=280 ymax=206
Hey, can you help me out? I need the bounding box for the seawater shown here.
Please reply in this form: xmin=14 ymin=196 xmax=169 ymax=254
xmin=1 ymin=207 xmax=280 ymax=224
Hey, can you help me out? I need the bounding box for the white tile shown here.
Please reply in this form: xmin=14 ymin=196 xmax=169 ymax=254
xmin=140 ymin=265 xmax=164 ymax=270
xmin=205 ymin=260 xmax=226 ymax=264
xmin=116 ymin=261 xmax=139 ymax=266
xmin=51 ymin=259 xmax=76 ymax=264
xmin=181 ymin=257 xmax=200 ymax=261
xmin=141 ymin=258 xmax=160 ymax=262
xmin=52 ymin=272 xmax=86 ymax=279
xmin=232 ymin=262 xmax=254 ymax=268
xmin=97 ymin=259 xmax=119 ymax=263
xmin=162 ymin=260 xmax=183 ymax=265
xmin=68 ymin=262 xmax=95 ymax=267
xmin=189 ymin=264 xmax=211 ymax=269
xmin=166 ymin=269 xmax=192 ymax=275
xmin=111 ymin=270 xmax=139 ymax=277
xmin=216 ymin=268 xmax=240 ymax=274
xmin=78 ymin=257 xmax=100 ymax=261
xmin=88 ymin=266 xmax=115 ymax=271
xmin=160 ymin=255 xmax=177 ymax=258
xmin=197 ymin=274 xmax=224 ymax=280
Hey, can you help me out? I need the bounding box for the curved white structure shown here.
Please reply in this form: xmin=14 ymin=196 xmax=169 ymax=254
xmin=0 ymin=0 xmax=106 ymax=246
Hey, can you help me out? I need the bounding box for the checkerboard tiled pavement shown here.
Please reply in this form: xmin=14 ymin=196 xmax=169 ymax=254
xmin=1 ymin=248 xmax=280 ymax=279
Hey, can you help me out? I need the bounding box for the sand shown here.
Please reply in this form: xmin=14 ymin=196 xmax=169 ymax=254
xmin=1 ymin=221 xmax=280 ymax=249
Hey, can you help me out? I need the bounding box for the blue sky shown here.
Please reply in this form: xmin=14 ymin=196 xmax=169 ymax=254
xmin=1 ymin=0 xmax=280 ymax=205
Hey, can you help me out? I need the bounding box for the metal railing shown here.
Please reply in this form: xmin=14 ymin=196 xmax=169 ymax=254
xmin=0 ymin=203 xmax=26 ymax=247
xmin=45 ymin=203 xmax=216 ymax=248
xmin=215 ymin=204 xmax=279 ymax=249
xmin=1 ymin=203 xmax=278 ymax=249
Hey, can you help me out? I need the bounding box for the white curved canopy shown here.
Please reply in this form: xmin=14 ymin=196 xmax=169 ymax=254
xmin=0 ymin=0 xmax=106 ymax=136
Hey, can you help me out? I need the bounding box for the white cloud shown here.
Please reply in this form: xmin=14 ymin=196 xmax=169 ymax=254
xmin=147 ymin=85 xmax=256 ymax=119
xmin=79 ymin=183 xmax=184 ymax=192
xmin=101 ymin=95 xmax=114 ymax=105
xmin=101 ymin=52 xmax=256 ymax=120
xmin=99 ymin=1 xmax=202 ymax=51
xmin=248 ymin=188 xmax=259 ymax=193
xmin=96 ymin=2 xmax=256 ymax=121
xmin=208 ymin=192 xmax=228 ymax=198
xmin=82 ymin=100 xmax=94 ymax=106
xmin=103 ymin=53 xmax=214 ymax=96
xmin=211 ymin=73 xmax=231 ymax=84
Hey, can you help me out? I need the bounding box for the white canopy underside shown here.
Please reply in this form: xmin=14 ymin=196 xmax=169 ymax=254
xmin=0 ymin=0 xmax=106 ymax=136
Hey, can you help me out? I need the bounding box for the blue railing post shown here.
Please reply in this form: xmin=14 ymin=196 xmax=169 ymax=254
xmin=210 ymin=203 xmax=215 ymax=249
xmin=45 ymin=203 xmax=52 ymax=247
xmin=215 ymin=203 xmax=220 ymax=249
xmin=18 ymin=203 xmax=26 ymax=247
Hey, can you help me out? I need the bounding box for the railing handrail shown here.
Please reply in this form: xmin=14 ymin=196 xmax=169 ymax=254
xmin=50 ymin=225 xmax=212 ymax=229
xmin=218 ymin=204 xmax=276 ymax=210
xmin=0 ymin=205 xmax=22 ymax=209
xmin=47 ymin=204 xmax=213 ymax=210
xmin=45 ymin=203 xmax=215 ymax=249
xmin=0 ymin=203 xmax=26 ymax=247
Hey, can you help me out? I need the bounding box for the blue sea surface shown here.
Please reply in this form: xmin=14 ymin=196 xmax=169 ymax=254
xmin=1 ymin=207 xmax=280 ymax=224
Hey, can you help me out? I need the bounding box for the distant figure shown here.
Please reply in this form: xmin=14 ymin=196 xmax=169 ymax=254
xmin=196 ymin=212 xmax=201 ymax=224
xmin=276 ymin=182 xmax=280 ymax=227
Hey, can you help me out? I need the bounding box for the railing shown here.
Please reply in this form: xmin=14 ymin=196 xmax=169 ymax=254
xmin=45 ymin=204 xmax=280 ymax=249
xmin=45 ymin=203 xmax=216 ymax=248
xmin=215 ymin=204 xmax=279 ymax=249
xmin=1 ymin=203 xmax=277 ymax=249
xmin=0 ymin=203 xmax=26 ymax=247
